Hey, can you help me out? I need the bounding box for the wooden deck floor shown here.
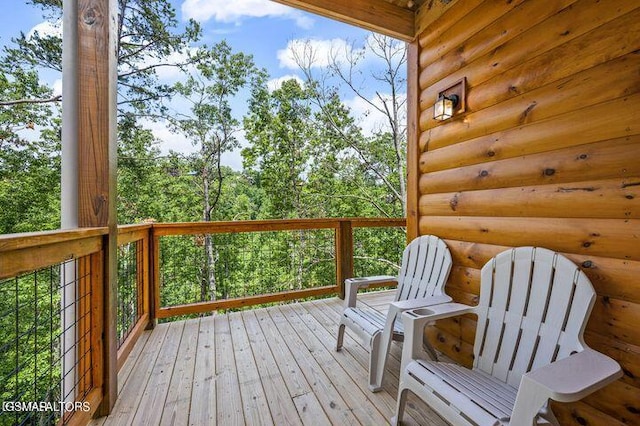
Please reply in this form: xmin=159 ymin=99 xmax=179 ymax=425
xmin=91 ymin=291 xmax=447 ymax=425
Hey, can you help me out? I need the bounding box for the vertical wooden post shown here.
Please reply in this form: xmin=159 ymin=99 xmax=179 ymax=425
xmin=405 ymin=39 xmax=421 ymax=242
xmin=335 ymin=220 xmax=354 ymax=299
xmin=148 ymin=233 xmax=160 ymax=329
xmin=136 ymin=238 xmax=145 ymax=321
xmin=76 ymin=0 xmax=118 ymax=414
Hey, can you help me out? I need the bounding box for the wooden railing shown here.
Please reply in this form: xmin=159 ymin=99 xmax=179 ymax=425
xmin=115 ymin=224 xmax=152 ymax=372
xmin=0 ymin=217 xmax=404 ymax=424
xmin=0 ymin=228 xmax=108 ymax=425
xmin=151 ymin=218 xmax=405 ymax=320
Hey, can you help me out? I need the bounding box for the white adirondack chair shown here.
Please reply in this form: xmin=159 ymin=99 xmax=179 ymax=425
xmin=336 ymin=235 xmax=453 ymax=392
xmin=392 ymin=247 xmax=623 ymax=425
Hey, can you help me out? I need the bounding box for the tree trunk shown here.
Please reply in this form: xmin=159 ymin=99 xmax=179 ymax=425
xmin=202 ymin=163 xmax=217 ymax=302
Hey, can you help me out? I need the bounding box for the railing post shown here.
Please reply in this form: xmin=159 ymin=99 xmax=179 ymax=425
xmin=147 ymin=230 xmax=159 ymax=329
xmin=335 ymin=220 xmax=354 ymax=299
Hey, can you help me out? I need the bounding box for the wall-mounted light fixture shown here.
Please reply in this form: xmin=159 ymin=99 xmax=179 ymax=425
xmin=433 ymin=94 xmax=459 ymax=121
xmin=433 ymin=77 xmax=466 ymax=121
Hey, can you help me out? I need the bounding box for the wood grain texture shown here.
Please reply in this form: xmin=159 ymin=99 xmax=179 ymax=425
xmin=418 ymin=0 xmax=527 ymax=72
xmin=420 ymin=216 xmax=640 ymax=261
xmin=413 ymin=0 xmax=640 ymax=419
xmin=416 ymin=0 xmax=480 ymax=40
xmin=421 ymin=52 xmax=640 ymax=143
xmin=270 ymin=0 xmax=415 ymax=41
xmin=419 ymin=0 xmax=640 ymax=91
xmin=406 ymin=40 xmax=421 ymax=241
xmin=419 ymin=177 xmax=640 ymax=219
xmin=420 ymin=93 xmax=640 ymax=171
xmin=92 ymin=293 xmax=447 ymax=426
xmin=420 ymin=136 xmax=640 ymax=194
xmin=0 ymin=236 xmax=102 ymax=280
xmin=420 ymin=0 xmax=578 ymax=91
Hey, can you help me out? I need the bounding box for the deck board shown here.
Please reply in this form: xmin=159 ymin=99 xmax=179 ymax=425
xmin=242 ymin=310 xmax=302 ymax=425
xmin=188 ymin=316 xmax=216 ymax=426
xmin=91 ymin=292 xmax=447 ymax=426
xmin=215 ymin=314 xmax=245 ymax=425
xmin=161 ymin=318 xmax=199 ymax=426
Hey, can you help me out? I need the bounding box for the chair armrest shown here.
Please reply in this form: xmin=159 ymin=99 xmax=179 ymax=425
xmin=344 ymin=276 xmax=397 ymax=307
xmin=402 ymin=302 xmax=475 ymax=324
xmin=399 ymin=303 xmax=475 ymax=371
xmin=510 ymin=348 xmax=622 ymax=424
xmin=389 ymin=295 xmax=453 ymax=311
xmin=522 ymin=348 xmax=622 ymax=402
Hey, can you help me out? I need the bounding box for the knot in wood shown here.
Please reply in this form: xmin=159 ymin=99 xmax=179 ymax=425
xmin=83 ymin=8 xmax=97 ymax=25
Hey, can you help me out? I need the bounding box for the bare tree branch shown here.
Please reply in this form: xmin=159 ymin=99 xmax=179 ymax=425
xmin=0 ymin=95 xmax=62 ymax=106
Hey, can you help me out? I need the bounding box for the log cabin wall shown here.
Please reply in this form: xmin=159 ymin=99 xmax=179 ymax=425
xmin=414 ymin=1 xmax=640 ymax=424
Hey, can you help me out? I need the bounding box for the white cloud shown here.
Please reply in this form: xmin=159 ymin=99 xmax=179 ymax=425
xmin=140 ymin=119 xmax=197 ymax=155
xmin=267 ymin=74 xmax=304 ymax=92
xmin=52 ymin=79 xmax=63 ymax=97
xmin=277 ymin=38 xmax=354 ymax=70
xmin=155 ymin=48 xmax=198 ymax=81
xmin=345 ymin=93 xmax=406 ymax=137
xmin=141 ymin=119 xmax=246 ymax=171
xmin=181 ymin=0 xmax=313 ymax=29
xmin=28 ymin=20 xmax=62 ymax=39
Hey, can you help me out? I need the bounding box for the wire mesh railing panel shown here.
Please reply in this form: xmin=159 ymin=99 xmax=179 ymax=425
xmin=117 ymin=241 xmax=143 ymax=348
xmin=353 ymin=226 xmax=405 ymax=278
xmin=159 ymin=229 xmax=336 ymax=309
xmin=0 ymin=257 xmax=95 ymax=425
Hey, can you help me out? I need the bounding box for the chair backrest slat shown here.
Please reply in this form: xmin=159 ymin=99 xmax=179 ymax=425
xmin=474 ymin=247 xmax=595 ymax=387
xmin=395 ymin=235 xmax=452 ymax=302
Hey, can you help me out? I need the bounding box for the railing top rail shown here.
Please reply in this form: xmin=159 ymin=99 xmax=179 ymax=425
xmin=0 ymin=218 xmax=405 ymax=251
xmin=152 ymin=217 xmax=406 ymax=236
xmin=0 ymin=226 xmax=108 ymax=253
xmin=118 ymin=223 xmax=153 ymax=234
xmin=349 ymin=218 xmax=406 ymax=228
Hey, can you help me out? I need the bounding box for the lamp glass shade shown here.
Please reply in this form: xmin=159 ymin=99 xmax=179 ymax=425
xmin=433 ymin=96 xmax=454 ymax=121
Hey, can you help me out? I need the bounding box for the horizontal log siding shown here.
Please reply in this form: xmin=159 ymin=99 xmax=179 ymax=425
xmin=415 ymin=1 xmax=640 ymax=424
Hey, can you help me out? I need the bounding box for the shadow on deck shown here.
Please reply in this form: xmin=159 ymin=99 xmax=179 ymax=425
xmin=90 ymin=290 xmax=447 ymax=425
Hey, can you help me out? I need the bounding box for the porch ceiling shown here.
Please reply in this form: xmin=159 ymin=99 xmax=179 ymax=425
xmin=271 ymin=0 xmax=431 ymax=41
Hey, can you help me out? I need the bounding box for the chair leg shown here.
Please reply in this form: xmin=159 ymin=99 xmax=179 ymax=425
xmin=391 ymin=387 xmax=409 ymax=426
xmin=336 ymin=323 xmax=346 ymax=351
xmin=370 ymin=312 xmax=397 ymax=392
xmin=368 ymin=331 xmax=383 ymax=392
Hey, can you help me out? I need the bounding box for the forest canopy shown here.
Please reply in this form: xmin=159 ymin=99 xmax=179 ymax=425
xmin=0 ymin=1 xmax=407 ymax=234
xmin=0 ymin=4 xmax=408 ymax=420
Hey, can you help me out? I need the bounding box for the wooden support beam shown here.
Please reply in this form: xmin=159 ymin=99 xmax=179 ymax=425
xmin=76 ymin=0 xmax=118 ymax=415
xmin=406 ymin=40 xmax=420 ymax=241
xmin=271 ymin=0 xmax=416 ymax=41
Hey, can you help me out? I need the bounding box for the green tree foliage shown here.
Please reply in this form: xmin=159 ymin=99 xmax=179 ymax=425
xmin=293 ymin=34 xmax=407 ymax=215
xmin=0 ymin=63 xmax=60 ymax=233
xmin=244 ymin=78 xmax=312 ymax=218
xmin=6 ymin=0 xmax=202 ymax=116
xmin=117 ymin=114 xmax=203 ymax=224
xmin=171 ymin=42 xmax=260 ymax=301
xmin=172 ymin=41 xmax=258 ymax=222
xmin=0 ymin=5 xmax=409 ymax=419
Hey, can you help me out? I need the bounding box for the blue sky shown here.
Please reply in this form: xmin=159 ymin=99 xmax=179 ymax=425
xmin=1 ymin=0 xmax=405 ymax=169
